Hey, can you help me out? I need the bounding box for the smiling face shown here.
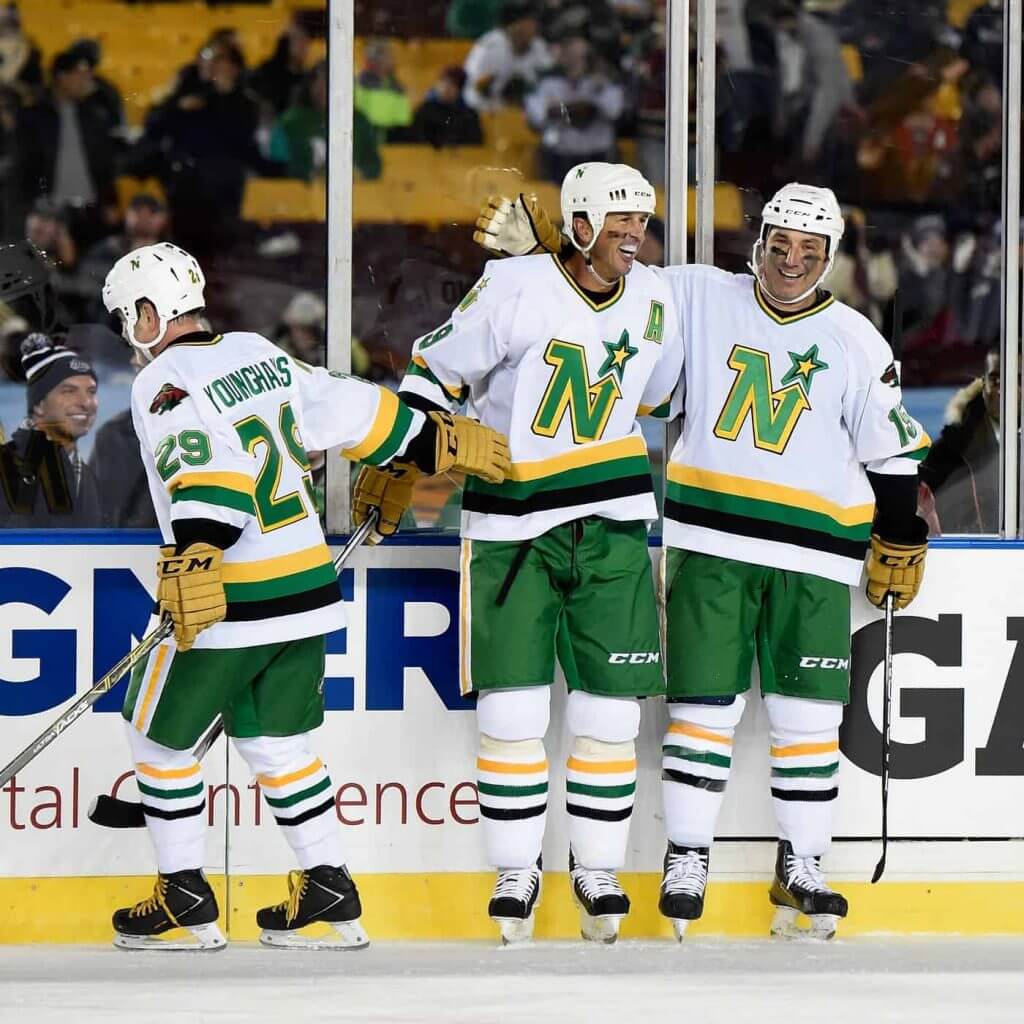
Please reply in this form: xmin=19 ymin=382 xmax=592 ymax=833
xmin=759 ymin=227 xmax=830 ymax=306
xmin=33 ymin=375 xmax=98 ymax=444
xmin=575 ymin=211 xmax=649 ymax=284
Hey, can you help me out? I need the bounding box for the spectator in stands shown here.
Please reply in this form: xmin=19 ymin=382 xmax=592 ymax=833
xmin=625 ymin=5 xmax=668 ymax=186
xmin=961 ymin=0 xmax=1003 ymax=91
xmin=0 ymin=3 xmax=42 ymax=105
xmin=274 ymin=291 xmax=325 ymax=365
xmin=409 ymin=66 xmax=482 ymax=147
xmin=0 ymin=84 xmax=18 ymax=240
xmin=898 ymin=214 xmax=952 ymax=345
xmin=79 ymin=194 xmax=169 ymax=322
xmin=250 ymin=10 xmax=320 ymax=117
xmin=354 ymin=39 xmax=412 ymax=141
xmin=61 ymin=38 xmax=125 ymax=130
xmin=24 ymin=198 xmax=95 ymax=327
xmin=525 ymin=35 xmax=625 ymax=182
xmin=136 ymin=38 xmax=260 ymax=256
xmin=828 ymin=208 xmax=898 ymax=331
xmin=14 ymin=45 xmax=123 ymax=242
xmin=88 ymin=349 xmax=155 ymax=529
xmin=957 ymin=71 xmax=1003 ymax=216
xmin=446 ymin=0 xmax=503 ymax=40
xmin=463 ymin=1 xmax=552 ymax=112
xmin=919 ymin=347 xmax=1000 ymax=534
xmin=0 ymin=333 xmax=105 ymax=528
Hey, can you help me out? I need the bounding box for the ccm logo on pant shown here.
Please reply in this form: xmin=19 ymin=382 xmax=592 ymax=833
xmin=608 ymin=652 xmax=661 ymax=664
xmin=799 ymin=656 xmax=850 ymax=670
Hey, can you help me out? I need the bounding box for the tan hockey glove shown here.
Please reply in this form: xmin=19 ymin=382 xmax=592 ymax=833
xmin=473 ymin=193 xmax=561 ymax=257
xmin=428 ymin=411 xmax=510 ymax=484
xmin=865 ymin=520 xmax=928 ymax=611
xmin=156 ymin=543 xmax=226 ymax=651
xmin=352 ymin=462 xmax=420 ymax=544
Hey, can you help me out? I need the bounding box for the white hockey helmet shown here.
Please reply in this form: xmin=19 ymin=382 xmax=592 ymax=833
xmin=560 ymin=162 xmax=657 ymax=256
xmin=750 ymin=182 xmax=845 ymax=305
xmin=103 ymin=242 xmax=206 ymax=358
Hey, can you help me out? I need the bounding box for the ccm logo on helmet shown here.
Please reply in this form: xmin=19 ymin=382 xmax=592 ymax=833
xmin=608 ymin=652 xmax=661 ymax=664
xmin=799 ymin=656 xmax=850 ymax=670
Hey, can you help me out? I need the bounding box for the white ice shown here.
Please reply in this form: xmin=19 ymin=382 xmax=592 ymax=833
xmin=3 ymin=939 xmax=1024 ymax=1024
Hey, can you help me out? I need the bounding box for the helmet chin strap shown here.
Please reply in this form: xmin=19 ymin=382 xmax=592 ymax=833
xmin=748 ymin=239 xmax=834 ymax=306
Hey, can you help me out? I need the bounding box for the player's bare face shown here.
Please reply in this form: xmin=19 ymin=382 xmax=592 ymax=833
xmin=34 ymin=376 xmax=98 ymax=443
xmin=761 ymin=227 xmax=828 ymax=305
xmin=591 ymin=213 xmax=649 ymax=282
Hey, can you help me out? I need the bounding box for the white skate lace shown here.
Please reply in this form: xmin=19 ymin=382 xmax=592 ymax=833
xmin=662 ymin=849 xmax=708 ymax=897
xmin=785 ymin=853 xmax=832 ymax=895
xmin=493 ymin=868 xmax=539 ymax=904
xmin=572 ymin=867 xmax=624 ymax=901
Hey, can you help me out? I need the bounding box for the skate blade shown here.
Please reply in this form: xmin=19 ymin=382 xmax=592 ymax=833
xmin=113 ymin=923 xmax=227 ymax=952
xmin=492 ymin=913 xmax=536 ymax=947
xmin=769 ymin=905 xmax=839 ymax=942
xmin=259 ymin=919 xmax=370 ymax=950
xmin=578 ymin=911 xmax=624 ymax=945
xmin=670 ymin=918 xmax=691 ymax=943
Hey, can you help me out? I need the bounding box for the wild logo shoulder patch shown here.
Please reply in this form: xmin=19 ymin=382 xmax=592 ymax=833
xmin=880 ymin=362 xmax=900 ymax=388
xmin=150 ymin=383 xmax=189 ymax=415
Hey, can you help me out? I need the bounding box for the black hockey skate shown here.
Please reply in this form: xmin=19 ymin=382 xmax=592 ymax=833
xmin=257 ymin=865 xmax=369 ymax=950
xmin=112 ymin=869 xmax=226 ymax=952
xmin=488 ymin=856 xmax=542 ymax=946
xmin=569 ymin=849 xmax=630 ymax=944
xmin=769 ymin=840 xmax=848 ymax=941
xmin=658 ymin=843 xmax=709 ymax=942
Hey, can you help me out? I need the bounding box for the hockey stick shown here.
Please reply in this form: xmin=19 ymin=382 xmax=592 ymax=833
xmin=0 ymin=618 xmax=174 ymax=788
xmin=870 ymin=592 xmax=895 ymax=883
xmin=87 ymin=512 xmax=379 ymax=829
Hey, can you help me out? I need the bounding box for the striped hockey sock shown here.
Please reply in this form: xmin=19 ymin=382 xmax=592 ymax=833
xmin=258 ymin=757 xmax=343 ymax=869
xmin=770 ymin=732 xmax=839 ymax=857
xmin=477 ymin=736 xmax=548 ymax=868
xmin=661 ymin=718 xmax=735 ymax=848
xmin=135 ymin=757 xmax=207 ymax=874
xmin=565 ymin=737 xmax=637 ymax=869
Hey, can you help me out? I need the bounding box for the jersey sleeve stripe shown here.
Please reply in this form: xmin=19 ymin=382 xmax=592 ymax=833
xmin=897 ymin=433 xmax=932 ymax=461
xmin=639 ymin=397 xmax=672 ymax=418
xmin=342 ymin=387 xmax=415 ymax=464
xmin=171 ymin=484 xmax=257 ymax=516
xmin=168 ymin=471 xmax=256 ymax=496
xmin=410 ymin=356 xmax=468 ymax=400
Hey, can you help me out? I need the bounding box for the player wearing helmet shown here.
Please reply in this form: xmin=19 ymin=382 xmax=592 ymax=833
xmin=474 ymin=182 xmax=931 ymax=941
xmin=354 ymin=163 xmax=684 ymax=944
xmin=100 ymin=243 xmax=510 ymax=951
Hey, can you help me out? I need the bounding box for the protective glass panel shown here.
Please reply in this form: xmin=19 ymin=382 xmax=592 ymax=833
xmin=351 ymin=0 xmax=670 ymax=531
xmin=712 ymin=0 xmax=1005 ymax=535
xmin=0 ymin=2 xmax=328 ymax=529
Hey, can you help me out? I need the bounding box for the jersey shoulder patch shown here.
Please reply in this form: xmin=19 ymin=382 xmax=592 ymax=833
xmin=149 ymin=383 xmax=189 ymax=415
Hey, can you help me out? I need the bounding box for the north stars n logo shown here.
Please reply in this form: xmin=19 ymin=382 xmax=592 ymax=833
xmin=150 ymin=383 xmax=189 ymax=415
xmin=532 ymin=334 xmax=635 ymax=443
xmin=713 ymin=344 xmax=827 ymax=455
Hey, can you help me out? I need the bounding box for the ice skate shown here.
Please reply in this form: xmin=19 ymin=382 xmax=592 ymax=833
xmin=488 ymin=858 xmax=542 ymax=946
xmin=658 ymin=843 xmax=709 ymax=942
xmin=257 ymin=865 xmax=369 ymax=950
xmin=112 ymin=869 xmax=226 ymax=952
xmin=569 ymin=850 xmax=629 ymax=944
xmin=769 ymin=840 xmax=848 ymax=941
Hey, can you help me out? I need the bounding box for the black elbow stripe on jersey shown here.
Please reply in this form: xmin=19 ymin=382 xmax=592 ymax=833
xmin=398 ymin=390 xmax=449 ymax=415
xmin=867 ymin=470 xmax=920 ymax=542
xmin=662 ymin=768 xmax=728 ymax=793
xmin=665 ymin=499 xmax=869 ymax=560
xmin=399 ymin=415 xmax=439 ymax=474
xmin=770 ymin=787 xmax=838 ymax=802
xmin=172 ymin=518 xmax=243 ymax=553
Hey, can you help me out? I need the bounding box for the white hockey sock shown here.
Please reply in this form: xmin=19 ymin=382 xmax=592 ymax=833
xmin=126 ymin=725 xmax=206 ymax=875
xmin=566 ymin=737 xmax=636 ymax=869
xmin=766 ymin=695 xmax=842 ymax=857
xmin=661 ymin=699 xmax=743 ymax=848
xmin=234 ymin=735 xmax=344 ymax=870
xmin=477 ymin=735 xmax=548 ymax=868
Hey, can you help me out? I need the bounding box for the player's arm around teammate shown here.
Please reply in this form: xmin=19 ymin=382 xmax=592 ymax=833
xmin=100 ymin=243 xmax=508 ymax=953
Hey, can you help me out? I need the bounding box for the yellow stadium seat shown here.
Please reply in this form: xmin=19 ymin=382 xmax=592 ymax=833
xmin=841 ymin=44 xmax=863 ymax=83
xmin=947 ymin=0 xmax=986 ymax=28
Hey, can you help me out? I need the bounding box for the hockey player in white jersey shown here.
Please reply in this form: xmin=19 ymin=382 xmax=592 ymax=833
xmin=474 ymin=183 xmax=930 ymax=941
xmin=354 ymin=163 xmax=684 ymax=944
xmin=101 ymin=243 xmax=509 ymax=951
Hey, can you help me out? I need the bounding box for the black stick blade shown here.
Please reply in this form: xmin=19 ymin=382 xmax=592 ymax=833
xmin=88 ymin=793 xmax=146 ymax=829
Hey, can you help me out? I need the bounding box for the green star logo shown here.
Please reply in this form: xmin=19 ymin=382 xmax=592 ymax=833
xmin=598 ymin=330 xmax=638 ymax=382
xmin=781 ymin=344 xmax=829 ymax=394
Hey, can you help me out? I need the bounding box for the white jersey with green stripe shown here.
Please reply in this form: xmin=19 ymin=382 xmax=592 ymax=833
xmin=131 ymin=330 xmax=424 ymax=648
xmin=658 ymin=265 xmax=930 ymax=585
xmin=399 ymin=252 xmax=683 ymax=541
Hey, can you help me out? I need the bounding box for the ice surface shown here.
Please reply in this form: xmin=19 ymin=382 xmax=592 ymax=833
xmin=2 ymin=939 xmax=1024 ymax=1024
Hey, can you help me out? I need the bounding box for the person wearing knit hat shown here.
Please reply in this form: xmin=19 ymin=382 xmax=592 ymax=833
xmin=0 ymin=332 xmax=104 ymax=526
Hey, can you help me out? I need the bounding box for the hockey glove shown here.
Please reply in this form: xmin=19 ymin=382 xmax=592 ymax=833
xmin=428 ymin=411 xmax=510 ymax=484
xmin=156 ymin=543 xmax=227 ymax=651
xmin=352 ymin=462 xmax=420 ymax=544
xmin=473 ymin=193 xmax=561 ymax=258
xmin=865 ymin=518 xmax=928 ymax=611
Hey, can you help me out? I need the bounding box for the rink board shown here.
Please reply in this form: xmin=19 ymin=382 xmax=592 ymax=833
xmin=2 ymin=537 xmax=1024 ymax=941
